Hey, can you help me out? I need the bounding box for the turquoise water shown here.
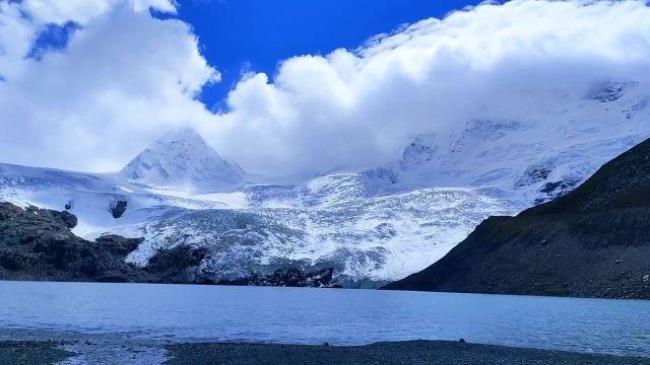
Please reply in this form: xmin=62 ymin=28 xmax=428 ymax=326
xmin=0 ymin=281 xmax=648 ymax=356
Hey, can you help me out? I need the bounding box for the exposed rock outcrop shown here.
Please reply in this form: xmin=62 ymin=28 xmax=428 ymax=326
xmin=0 ymin=202 xmax=206 ymax=284
xmin=109 ymin=200 xmax=128 ymax=219
xmin=215 ymin=267 xmax=339 ymax=288
xmin=0 ymin=202 xmax=143 ymax=282
xmin=145 ymin=245 xmax=208 ymax=283
xmin=383 ymin=138 xmax=650 ymax=299
xmin=0 ymin=202 xmax=340 ymax=287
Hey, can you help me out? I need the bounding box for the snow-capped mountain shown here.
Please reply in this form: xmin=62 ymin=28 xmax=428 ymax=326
xmin=362 ymin=80 xmax=650 ymax=207
xmin=120 ymin=127 xmax=244 ymax=192
xmin=1 ymin=80 xmax=649 ymax=287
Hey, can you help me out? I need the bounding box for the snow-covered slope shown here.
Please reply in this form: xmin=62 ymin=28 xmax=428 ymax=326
xmin=120 ymin=127 xmax=244 ymax=192
xmin=362 ymin=80 xmax=650 ymax=207
xmin=124 ymin=183 xmax=510 ymax=287
xmin=2 ymin=81 xmax=650 ymax=287
xmin=0 ymin=161 xmax=237 ymax=238
xmin=0 ymin=160 xmax=510 ymax=286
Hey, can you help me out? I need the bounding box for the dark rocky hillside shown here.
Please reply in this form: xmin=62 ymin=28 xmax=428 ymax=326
xmin=383 ymin=139 xmax=650 ymax=299
xmin=0 ymin=202 xmax=216 ymax=283
xmin=0 ymin=201 xmax=337 ymax=287
xmin=0 ymin=202 xmax=141 ymax=282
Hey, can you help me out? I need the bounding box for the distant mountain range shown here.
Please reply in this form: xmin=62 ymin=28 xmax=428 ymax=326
xmin=1 ymin=79 xmax=650 ymax=288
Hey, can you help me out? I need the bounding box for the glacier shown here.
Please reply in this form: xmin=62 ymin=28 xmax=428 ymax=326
xmin=1 ymin=80 xmax=649 ymax=287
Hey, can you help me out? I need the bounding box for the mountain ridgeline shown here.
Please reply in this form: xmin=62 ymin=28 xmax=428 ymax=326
xmin=383 ymin=138 xmax=650 ymax=299
xmin=2 ymin=79 xmax=650 ymax=289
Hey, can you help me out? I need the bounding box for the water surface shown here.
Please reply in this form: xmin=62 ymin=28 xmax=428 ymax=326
xmin=0 ymin=281 xmax=648 ymax=357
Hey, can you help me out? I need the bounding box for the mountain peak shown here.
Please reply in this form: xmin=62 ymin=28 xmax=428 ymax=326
xmin=120 ymin=127 xmax=244 ymax=192
xmin=156 ymin=126 xmax=205 ymax=145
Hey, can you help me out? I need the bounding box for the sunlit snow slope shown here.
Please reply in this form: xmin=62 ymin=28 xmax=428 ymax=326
xmin=121 ymin=127 xmax=245 ymax=192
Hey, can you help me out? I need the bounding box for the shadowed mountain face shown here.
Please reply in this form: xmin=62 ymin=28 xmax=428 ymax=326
xmin=382 ymin=139 xmax=650 ymax=299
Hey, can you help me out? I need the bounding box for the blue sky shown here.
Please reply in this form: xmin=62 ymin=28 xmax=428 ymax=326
xmin=174 ymin=0 xmax=484 ymax=110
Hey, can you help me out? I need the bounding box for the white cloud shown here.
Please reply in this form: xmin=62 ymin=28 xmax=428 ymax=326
xmin=21 ymin=0 xmax=176 ymax=25
xmin=207 ymin=0 xmax=650 ymax=178
xmin=1 ymin=0 xmax=650 ymax=177
xmin=0 ymin=0 xmax=217 ymax=171
xmin=0 ymin=2 xmax=34 ymax=79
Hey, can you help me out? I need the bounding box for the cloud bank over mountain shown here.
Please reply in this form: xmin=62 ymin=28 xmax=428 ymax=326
xmin=211 ymin=0 xmax=650 ymax=177
xmin=1 ymin=0 xmax=650 ymax=178
xmin=0 ymin=0 xmax=216 ymax=171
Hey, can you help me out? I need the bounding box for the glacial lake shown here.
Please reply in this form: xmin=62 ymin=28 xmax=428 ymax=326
xmin=0 ymin=281 xmax=648 ymax=357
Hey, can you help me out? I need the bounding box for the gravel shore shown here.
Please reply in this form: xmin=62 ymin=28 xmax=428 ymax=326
xmin=164 ymin=340 xmax=650 ymax=365
xmin=0 ymin=341 xmax=72 ymax=365
xmin=3 ymin=339 xmax=650 ymax=364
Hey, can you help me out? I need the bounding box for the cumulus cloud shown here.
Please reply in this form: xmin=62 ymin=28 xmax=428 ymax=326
xmin=0 ymin=0 xmax=217 ymax=171
xmin=207 ymin=0 xmax=650 ymax=178
xmin=1 ymin=0 xmax=650 ymax=177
